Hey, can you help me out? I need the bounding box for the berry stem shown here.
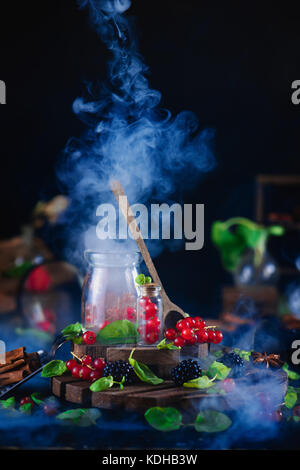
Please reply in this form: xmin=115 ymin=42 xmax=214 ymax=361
xmin=71 ymin=351 xmax=95 ymax=370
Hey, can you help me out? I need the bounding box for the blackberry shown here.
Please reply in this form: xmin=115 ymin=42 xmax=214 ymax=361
xmin=218 ymin=352 xmax=244 ymax=378
xmin=103 ymin=360 xmax=137 ymax=385
xmin=171 ymin=359 xmax=202 ymax=386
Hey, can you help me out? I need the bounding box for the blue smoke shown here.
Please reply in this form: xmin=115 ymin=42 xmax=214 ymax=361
xmin=58 ymin=0 xmax=215 ymax=265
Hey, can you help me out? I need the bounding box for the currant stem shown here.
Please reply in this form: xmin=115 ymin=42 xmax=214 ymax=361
xmin=71 ymin=352 xmax=95 ymax=370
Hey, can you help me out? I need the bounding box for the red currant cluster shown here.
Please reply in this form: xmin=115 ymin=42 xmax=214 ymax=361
xmin=66 ymin=354 xmax=106 ymax=382
xmin=19 ymin=396 xmax=58 ymax=416
xmin=138 ymin=296 xmax=161 ymax=344
xmin=164 ymin=316 xmax=223 ymax=348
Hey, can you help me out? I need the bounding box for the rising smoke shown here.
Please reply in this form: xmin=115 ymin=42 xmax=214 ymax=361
xmin=57 ymin=0 xmax=215 ymax=266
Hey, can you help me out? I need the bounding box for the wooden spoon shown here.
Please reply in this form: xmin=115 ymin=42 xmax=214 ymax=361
xmin=110 ymin=180 xmax=187 ymax=328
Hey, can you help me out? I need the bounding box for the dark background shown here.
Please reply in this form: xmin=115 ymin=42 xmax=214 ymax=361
xmin=1 ymin=0 xmax=300 ymax=315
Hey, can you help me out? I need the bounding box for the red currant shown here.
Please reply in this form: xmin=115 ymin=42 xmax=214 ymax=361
xmin=213 ymin=330 xmax=223 ymax=344
xmin=71 ymin=365 xmax=81 ymax=378
xmin=174 ymin=336 xmax=186 ymax=347
xmin=139 ymin=296 xmax=151 ymax=307
xmin=186 ymin=335 xmax=196 ymax=345
xmin=207 ymin=329 xmax=216 ymax=343
xmin=194 ymin=316 xmax=206 ymax=329
xmin=93 ymin=358 xmax=106 ymax=372
xmin=82 ymin=355 xmax=93 ymax=366
xmin=195 ymin=329 xmax=208 ymax=343
xmin=176 ymin=319 xmax=187 ymax=331
xmin=185 ymin=317 xmax=195 ymax=328
xmin=181 ymin=328 xmax=195 ymax=341
xmin=20 ymin=397 xmax=34 ymax=407
xmin=82 ymin=331 xmax=97 ymax=345
xmin=126 ymin=306 xmax=136 ymax=321
xmin=221 ymin=378 xmax=235 ymax=393
xmin=145 ymin=331 xmax=159 ymax=344
xmin=89 ymin=370 xmax=103 ymax=382
xmin=146 ymin=317 xmax=161 ymax=332
xmin=66 ymin=359 xmax=77 ymax=371
xmin=164 ymin=328 xmax=177 ymax=340
xmin=145 ymin=302 xmax=158 ymax=317
xmin=79 ymin=365 xmax=91 ymax=381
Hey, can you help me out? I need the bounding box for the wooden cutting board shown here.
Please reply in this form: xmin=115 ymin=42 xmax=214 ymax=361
xmin=52 ymin=374 xmax=228 ymax=411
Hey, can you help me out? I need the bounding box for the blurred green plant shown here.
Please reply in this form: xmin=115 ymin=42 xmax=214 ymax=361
xmin=211 ymin=217 xmax=285 ymax=272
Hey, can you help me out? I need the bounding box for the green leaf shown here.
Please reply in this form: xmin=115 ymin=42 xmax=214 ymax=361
xmin=183 ymin=375 xmax=215 ymax=389
xmin=156 ymin=339 xmax=181 ymax=350
xmin=61 ymin=322 xmax=83 ymax=342
xmin=31 ymin=392 xmax=43 ymax=406
xmin=57 ymin=408 xmax=101 ymax=426
xmin=0 ymin=397 xmax=15 ymax=409
xmin=284 ymin=391 xmax=297 ymax=409
xmin=97 ymin=320 xmax=139 ymax=345
xmin=211 ymin=221 xmax=247 ymax=272
xmin=233 ymin=349 xmax=252 ymax=361
xmin=293 ymin=415 xmax=300 ymax=423
xmin=135 ymin=274 xmax=146 ymax=285
xmin=4 ymin=261 xmax=32 ymax=279
xmin=194 ymin=410 xmax=232 ymax=433
xmin=129 ymin=349 xmax=163 ymax=385
xmin=15 ymin=327 xmax=53 ymax=343
xmin=283 ymin=363 xmax=300 ymax=381
xmin=213 ymin=350 xmax=224 ymax=358
xmin=144 ymin=407 xmax=182 ymax=431
xmin=20 ymin=403 xmax=33 ymax=414
xmin=90 ymin=376 xmax=114 ymax=392
xmin=268 ymin=225 xmax=285 ymax=236
xmin=145 ymin=276 xmax=152 ymax=284
xmin=41 ymin=360 xmax=67 ymax=378
xmin=206 ymin=361 xmax=231 ymax=380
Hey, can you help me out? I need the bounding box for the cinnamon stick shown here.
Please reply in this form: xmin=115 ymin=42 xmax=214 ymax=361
xmin=0 ymin=359 xmax=25 ymax=374
xmin=0 ymin=349 xmax=41 ymax=386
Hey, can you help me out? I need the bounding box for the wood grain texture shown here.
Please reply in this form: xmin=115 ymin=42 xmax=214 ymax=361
xmin=72 ymin=343 xmax=108 ymax=360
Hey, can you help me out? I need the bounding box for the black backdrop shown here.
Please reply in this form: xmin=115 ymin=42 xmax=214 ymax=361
xmin=1 ymin=0 xmax=300 ymax=315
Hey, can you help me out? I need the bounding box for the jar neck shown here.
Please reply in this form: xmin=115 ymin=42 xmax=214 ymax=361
xmin=140 ymin=283 xmax=161 ymax=297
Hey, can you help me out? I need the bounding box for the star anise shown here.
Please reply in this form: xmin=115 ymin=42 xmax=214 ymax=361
xmin=250 ymin=352 xmax=284 ymax=369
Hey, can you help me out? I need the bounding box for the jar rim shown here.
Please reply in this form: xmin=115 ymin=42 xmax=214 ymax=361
xmin=84 ymin=250 xmax=141 ymax=267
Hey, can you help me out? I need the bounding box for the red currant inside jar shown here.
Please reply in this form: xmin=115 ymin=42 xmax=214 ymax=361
xmin=137 ymin=284 xmax=163 ymax=346
xmin=81 ymin=251 xmax=141 ymax=344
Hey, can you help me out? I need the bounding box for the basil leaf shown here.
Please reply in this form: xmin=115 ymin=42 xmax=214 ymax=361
xmin=294 ymin=416 xmax=300 ymax=423
xmin=144 ymin=407 xmax=182 ymax=431
xmin=90 ymin=376 xmax=114 ymax=392
xmin=129 ymin=349 xmax=163 ymax=385
xmin=283 ymin=363 xmax=300 ymax=381
xmin=31 ymin=392 xmax=43 ymax=406
xmin=157 ymin=339 xmax=181 ymax=350
xmin=183 ymin=375 xmax=215 ymax=389
xmin=97 ymin=320 xmax=139 ymax=345
xmin=284 ymin=391 xmax=297 ymax=409
xmin=0 ymin=397 xmax=15 ymax=409
xmin=145 ymin=276 xmax=152 ymax=284
xmin=135 ymin=274 xmax=146 ymax=285
xmin=194 ymin=410 xmax=232 ymax=433
xmin=61 ymin=322 xmax=83 ymax=342
xmin=41 ymin=360 xmax=67 ymax=378
xmin=206 ymin=361 xmax=231 ymax=380
xmin=213 ymin=350 xmax=223 ymax=358
xmin=20 ymin=403 xmax=33 ymax=414
xmin=57 ymin=408 xmax=101 ymax=426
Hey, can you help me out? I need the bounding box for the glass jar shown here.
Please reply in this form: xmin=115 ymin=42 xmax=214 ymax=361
xmin=137 ymin=283 xmax=163 ymax=346
xmin=81 ymin=251 xmax=141 ymax=341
